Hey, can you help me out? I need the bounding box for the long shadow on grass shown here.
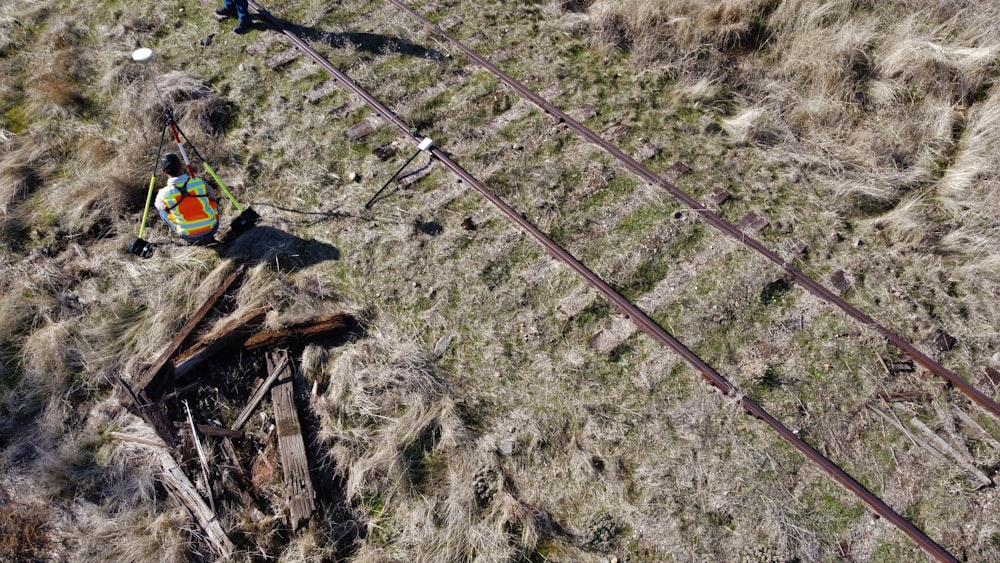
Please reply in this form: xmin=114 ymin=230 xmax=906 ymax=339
xmin=260 ymin=16 xmax=446 ymax=61
xmin=217 ymin=225 xmax=341 ymax=272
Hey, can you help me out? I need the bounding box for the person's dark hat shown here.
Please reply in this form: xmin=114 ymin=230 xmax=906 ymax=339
xmin=160 ymin=153 xmax=182 ymax=176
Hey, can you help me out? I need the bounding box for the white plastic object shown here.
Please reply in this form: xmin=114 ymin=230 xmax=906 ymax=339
xmin=131 ymin=48 xmax=154 ymax=63
xmin=418 ymin=137 xmax=433 ymax=151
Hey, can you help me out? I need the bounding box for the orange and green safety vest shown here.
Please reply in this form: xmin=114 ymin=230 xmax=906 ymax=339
xmin=160 ymin=177 xmax=219 ymax=238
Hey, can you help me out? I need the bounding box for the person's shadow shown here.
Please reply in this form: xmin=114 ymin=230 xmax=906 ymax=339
xmin=254 ymin=9 xmax=446 ymax=61
xmin=216 ymin=224 xmax=341 ymax=272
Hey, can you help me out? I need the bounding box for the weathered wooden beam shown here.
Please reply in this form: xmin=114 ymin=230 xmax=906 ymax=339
xmin=875 ymin=390 xmax=930 ymax=403
xmin=117 ymin=376 xmax=179 ymax=449
xmin=171 ymin=306 xmax=269 ymax=380
xmin=867 ymin=403 xmax=946 ymax=462
xmin=171 ymin=422 xmax=245 ymax=440
xmin=952 ymin=406 xmax=1000 ymax=451
xmin=232 ymin=353 xmax=289 ymax=432
xmin=221 ymin=436 xmax=265 ymax=522
xmin=243 ymin=313 xmax=356 ymax=351
xmin=909 ymin=417 xmax=992 ymax=488
xmin=164 ymin=312 xmax=354 ymax=385
xmin=110 ymin=431 xmax=166 ymax=448
xmin=200 ymin=425 xmax=245 ymax=440
xmin=156 ymin=448 xmax=235 ymax=559
xmin=136 ymin=264 xmax=245 ymax=401
xmin=184 ymin=401 xmax=217 ymax=514
xmin=869 ymin=403 xmax=991 ymax=489
xmin=270 ymin=350 xmax=316 ymax=532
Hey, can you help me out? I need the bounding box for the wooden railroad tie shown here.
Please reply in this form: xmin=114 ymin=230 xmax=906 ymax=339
xmin=269 ymin=350 xmax=316 ymax=532
xmin=115 ymin=260 xmax=360 ymax=554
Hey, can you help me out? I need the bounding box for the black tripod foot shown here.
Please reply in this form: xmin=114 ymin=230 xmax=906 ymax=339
xmin=230 ymin=208 xmax=260 ymax=236
xmin=127 ymin=237 xmax=155 ymax=258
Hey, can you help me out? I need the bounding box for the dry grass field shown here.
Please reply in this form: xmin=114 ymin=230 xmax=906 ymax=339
xmin=2 ymin=0 xmax=1000 ymax=561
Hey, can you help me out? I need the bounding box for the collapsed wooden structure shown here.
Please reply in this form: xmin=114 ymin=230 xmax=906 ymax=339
xmin=117 ymin=263 xmax=359 ymax=559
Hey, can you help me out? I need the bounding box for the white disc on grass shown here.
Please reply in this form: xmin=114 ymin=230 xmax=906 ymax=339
xmin=131 ymin=48 xmax=154 ymax=63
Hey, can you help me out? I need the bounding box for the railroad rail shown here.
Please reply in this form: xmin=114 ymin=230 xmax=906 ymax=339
xmin=385 ymin=0 xmax=1000 ymax=424
xmin=247 ymin=1 xmax=960 ymax=560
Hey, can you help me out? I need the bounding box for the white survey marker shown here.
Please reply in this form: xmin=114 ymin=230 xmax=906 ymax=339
xmin=418 ymin=137 xmax=433 ymax=151
xmin=131 ymin=48 xmax=154 ymax=63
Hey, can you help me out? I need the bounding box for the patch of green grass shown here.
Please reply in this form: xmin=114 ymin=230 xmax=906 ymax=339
xmin=409 ymin=89 xmax=454 ymax=132
xmin=2 ymin=102 xmax=29 ymax=134
xmin=478 ymin=241 xmax=538 ymax=291
xmin=497 ymin=109 xmax=550 ymax=144
xmin=575 ymin=171 xmax=634 ymax=213
xmin=801 ymin=480 xmax=865 ymax=538
xmin=752 ymin=365 xmax=783 ymax=393
xmin=566 ymin=300 xmax=612 ymax=337
xmin=661 ymin=362 xmax=694 ymax=397
xmin=618 ymin=206 xmax=668 ymax=236
xmin=620 ymin=258 xmax=671 ymax=301
xmin=359 ymin=492 xmax=395 ymax=546
xmin=870 ymin=539 xmax=907 ymax=562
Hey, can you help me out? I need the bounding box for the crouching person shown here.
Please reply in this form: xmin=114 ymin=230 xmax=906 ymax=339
xmin=155 ymin=153 xmax=220 ymax=245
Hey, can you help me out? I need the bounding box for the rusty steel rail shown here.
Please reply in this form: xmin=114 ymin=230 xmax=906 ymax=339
xmin=248 ymin=2 xmax=959 ymax=561
xmin=386 ymin=0 xmax=1000 ymax=424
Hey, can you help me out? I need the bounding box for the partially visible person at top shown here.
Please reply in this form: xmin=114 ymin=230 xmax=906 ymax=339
xmin=155 ymin=153 xmax=220 ymax=245
xmin=216 ymin=0 xmax=252 ymax=35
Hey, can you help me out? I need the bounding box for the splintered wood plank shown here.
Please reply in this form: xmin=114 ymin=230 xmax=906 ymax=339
xmin=303 ymin=79 xmax=339 ymax=104
xmin=117 ymin=376 xmax=178 ymax=449
xmin=828 ymin=269 xmax=852 ymax=294
xmin=663 ymin=160 xmax=691 ymax=181
xmin=242 ymin=313 xmax=356 ymax=350
xmin=136 ymin=265 xmax=245 ymax=401
xmin=736 ymin=212 xmax=770 ymax=235
xmin=908 ymin=417 xmax=992 ymax=488
xmin=705 ymin=186 xmax=732 ymax=206
xmin=398 ymin=163 xmax=434 ymax=187
xmin=346 ymin=119 xmax=374 ymax=141
xmin=156 ymin=448 xmax=235 ymax=559
xmin=266 ymin=48 xmax=301 ymax=69
xmin=232 ymin=353 xmax=290 ymax=432
xmin=952 ymin=406 xmax=1000 ymax=450
xmin=184 ymin=401 xmax=216 ymax=514
xmin=171 ymin=306 xmax=269 ymax=379
xmin=921 ymin=328 xmax=957 ymax=355
xmin=194 ymin=424 xmax=244 ymax=440
xmin=221 ymin=437 xmax=265 ymax=522
xmin=374 ymin=143 xmax=398 ymax=160
xmin=270 ymin=351 xmax=315 ymax=532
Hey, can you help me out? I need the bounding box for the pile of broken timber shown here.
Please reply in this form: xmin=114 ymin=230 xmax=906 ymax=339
xmin=116 ymin=264 xmax=358 ymax=559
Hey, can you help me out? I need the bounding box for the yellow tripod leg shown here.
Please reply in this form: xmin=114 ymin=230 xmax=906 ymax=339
xmin=202 ymin=162 xmax=244 ymax=212
xmin=137 ymin=174 xmax=156 ymax=239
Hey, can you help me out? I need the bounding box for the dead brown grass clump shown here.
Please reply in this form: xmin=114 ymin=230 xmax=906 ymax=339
xmin=309 ymin=320 xmax=571 ymax=559
xmin=22 ymin=20 xmax=92 ymax=122
xmin=0 ymin=135 xmax=60 ymax=217
xmin=145 ymin=71 xmax=234 ymax=139
xmin=583 ymin=0 xmax=777 ymax=67
xmin=0 ymin=499 xmax=50 ymax=562
xmin=878 ymin=19 xmax=997 ymax=106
